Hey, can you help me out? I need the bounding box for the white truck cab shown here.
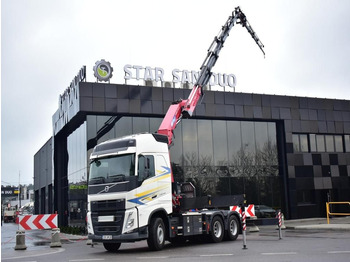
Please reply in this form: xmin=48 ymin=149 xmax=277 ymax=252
xmin=87 ymin=133 xmax=172 ymax=249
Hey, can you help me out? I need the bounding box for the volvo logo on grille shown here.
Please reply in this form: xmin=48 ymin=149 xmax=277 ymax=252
xmin=104 ymin=186 xmax=110 ymax=193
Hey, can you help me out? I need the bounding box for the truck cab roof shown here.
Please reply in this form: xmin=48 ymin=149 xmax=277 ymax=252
xmin=90 ymin=133 xmax=169 ymax=159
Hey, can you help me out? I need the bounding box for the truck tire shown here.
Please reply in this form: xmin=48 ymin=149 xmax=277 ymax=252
xmin=209 ymin=216 xmax=224 ymax=243
xmin=225 ymin=215 xmax=239 ymax=241
xmin=103 ymin=242 xmax=121 ymax=252
xmin=147 ymin=217 xmax=166 ymax=251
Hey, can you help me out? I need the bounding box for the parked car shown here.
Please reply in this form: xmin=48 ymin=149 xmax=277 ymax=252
xmin=254 ymin=205 xmax=276 ymax=218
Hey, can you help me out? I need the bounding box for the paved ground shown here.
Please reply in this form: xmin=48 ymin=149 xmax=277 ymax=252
xmin=284 ymin=216 xmax=350 ymax=231
xmin=1 ymin=216 xmax=349 ymax=261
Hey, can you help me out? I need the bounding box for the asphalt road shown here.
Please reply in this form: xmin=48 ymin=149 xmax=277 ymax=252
xmin=2 ymin=222 xmax=350 ymax=262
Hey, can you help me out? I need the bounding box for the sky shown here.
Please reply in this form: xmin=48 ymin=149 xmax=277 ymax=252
xmin=1 ymin=0 xmax=350 ymax=186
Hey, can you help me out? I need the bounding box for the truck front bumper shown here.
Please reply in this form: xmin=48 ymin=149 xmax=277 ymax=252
xmin=88 ymin=226 xmax=148 ymax=243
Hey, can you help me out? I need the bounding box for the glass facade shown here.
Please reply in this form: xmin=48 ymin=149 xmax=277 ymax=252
xmin=67 ymin=122 xmax=87 ymax=226
xmin=170 ymin=119 xmax=280 ymax=208
xmin=66 ymin=116 xmax=280 ymax=225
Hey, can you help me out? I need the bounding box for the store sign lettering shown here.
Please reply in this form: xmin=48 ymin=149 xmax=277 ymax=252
xmin=1 ymin=188 xmax=19 ymax=196
xmin=57 ymin=66 xmax=86 ymax=126
xmin=123 ymin=64 xmax=236 ymax=88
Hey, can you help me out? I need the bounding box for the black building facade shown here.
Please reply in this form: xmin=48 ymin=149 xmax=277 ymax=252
xmin=35 ymin=71 xmax=350 ymax=227
xmin=34 ymin=138 xmax=53 ymax=215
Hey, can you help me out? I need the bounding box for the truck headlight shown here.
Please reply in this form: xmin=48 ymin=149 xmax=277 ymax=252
xmin=125 ymin=212 xmax=135 ymax=230
xmin=86 ymin=213 xmax=94 ymax=234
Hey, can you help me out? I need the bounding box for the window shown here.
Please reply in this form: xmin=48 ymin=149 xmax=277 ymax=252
xmin=132 ymin=117 xmax=150 ymax=134
xmin=292 ymin=134 xmax=309 ymax=152
xmin=300 ymin=135 xmax=308 ymax=152
xmin=182 ymin=119 xmax=198 ymax=166
xmin=138 ymin=155 xmax=155 ymax=180
xmin=227 ymin=121 xmax=242 ymax=162
xmin=309 ymin=134 xmax=345 ymax=152
xmin=345 ymin=135 xmax=350 ymax=152
xmin=316 ymin=135 xmax=326 ymax=152
xmin=198 ymin=120 xmax=213 ymax=165
xmin=310 ymin=134 xmax=316 ymax=152
xmin=255 ymin=122 xmax=268 ymax=151
xmin=292 ymin=134 xmax=300 ymax=152
xmin=325 ymin=135 xmax=334 ymax=152
xmin=334 ymin=135 xmax=344 ymax=152
xmin=170 ymin=121 xmax=183 ymax=165
xmin=213 ymin=120 xmax=228 ymax=165
xmin=241 ymin=121 xmax=255 ymax=154
xmin=89 ymin=153 xmax=136 ymax=182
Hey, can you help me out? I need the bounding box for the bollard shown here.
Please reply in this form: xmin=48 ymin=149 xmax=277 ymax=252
xmin=50 ymin=228 xmax=62 ymax=248
xmin=14 ymin=230 xmax=27 ymax=250
xmin=86 ymin=238 xmax=94 ymax=247
xmin=277 ymin=210 xmax=282 ymax=240
xmin=281 ymin=213 xmax=286 ymax=229
xmin=242 ymin=211 xmax=247 ymax=249
xmin=248 ymin=223 xmax=260 ymax=232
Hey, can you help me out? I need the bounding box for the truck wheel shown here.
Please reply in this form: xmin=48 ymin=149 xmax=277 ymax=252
xmin=103 ymin=242 xmax=121 ymax=252
xmin=147 ymin=217 xmax=166 ymax=251
xmin=209 ymin=216 xmax=224 ymax=243
xmin=225 ymin=215 xmax=239 ymax=241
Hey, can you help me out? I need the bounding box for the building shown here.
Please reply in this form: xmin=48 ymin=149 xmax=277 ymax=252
xmin=1 ymin=185 xmax=34 ymax=210
xmin=34 ymin=138 xmax=53 ymax=215
xmin=34 ymin=66 xmax=350 ymax=227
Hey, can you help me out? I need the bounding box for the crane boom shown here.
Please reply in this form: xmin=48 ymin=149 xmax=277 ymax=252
xmin=158 ymin=6 xmax=264 ymax=146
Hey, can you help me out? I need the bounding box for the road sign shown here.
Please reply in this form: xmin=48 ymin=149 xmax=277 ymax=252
xmin=230 ymin=204 xmax=255 ymax=217
xmin=19 ymin=214 xmax=58 ymax=230
xmin=246 ymin=204 xmax=255 ymax=217
xmin=230 ymin=205 xmax=242 ymax=215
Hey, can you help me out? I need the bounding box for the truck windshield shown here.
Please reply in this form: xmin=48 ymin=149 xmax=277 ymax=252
xmin=89 ymin=153 xmax=135 ymax=184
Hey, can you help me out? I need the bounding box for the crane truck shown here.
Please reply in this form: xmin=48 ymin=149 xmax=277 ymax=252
xmin=87 ymin=6 xmax=265 ymax=252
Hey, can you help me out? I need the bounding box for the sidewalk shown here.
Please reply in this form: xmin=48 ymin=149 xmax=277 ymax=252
xmin=1 ymin=223 xmax=88 ymax=250
xmin=284 ymin=216 xmax=350 ymax=231
xmin=30 ymin=228 xmax=88 ymax=243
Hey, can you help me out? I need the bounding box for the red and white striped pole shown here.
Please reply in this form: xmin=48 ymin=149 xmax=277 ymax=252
xmin=242 ymin=208 xmax=247 ymax=249
xmin=277 ymin=210 xmax=282 ymax=239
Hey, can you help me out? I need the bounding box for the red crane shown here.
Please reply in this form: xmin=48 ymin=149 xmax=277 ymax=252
xmin=158 ymin=6 xmax=265 ymax=146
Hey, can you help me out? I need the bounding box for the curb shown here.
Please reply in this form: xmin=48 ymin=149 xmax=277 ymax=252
xmin=286 ymin=224 xmax=350 ymax=231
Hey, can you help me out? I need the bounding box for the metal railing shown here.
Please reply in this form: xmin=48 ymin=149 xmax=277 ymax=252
xmin=326 ymin=201 xmax=350 ymax=224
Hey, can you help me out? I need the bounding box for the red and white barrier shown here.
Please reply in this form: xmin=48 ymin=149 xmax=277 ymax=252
xmin=231 ymin=205 xmax=242 ymax=215
xmin=19 ymin=214 xmax=58 ymax=230
xmin=246 ymin=205 xmax=255 ymax=217
xmin=242 ymin=211 xmax=247 ymax=231
xmin=242 ymin=210 xmax=247 ymax=249
xmin=230 ymin=204 xmax=255 ymax=217
xmin=277 ymin=210 xmax=282 ymax=240
xmin=278 ymin=211 xmax=282 ymax=227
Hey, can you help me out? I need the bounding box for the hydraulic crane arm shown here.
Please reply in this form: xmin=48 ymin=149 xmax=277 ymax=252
xmin=158 ymin=6 xmax=264 ymax=146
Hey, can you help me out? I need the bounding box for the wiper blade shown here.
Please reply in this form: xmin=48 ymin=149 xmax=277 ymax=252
xmin=109 ymin=174 xmax=126 ymax=182
xmin=89 ymin=176 xmax=105 ymax=184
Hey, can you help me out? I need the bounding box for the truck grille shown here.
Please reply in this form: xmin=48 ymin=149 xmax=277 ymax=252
xmin=91 ymin=199 xmax=125 ymax=212
xmin=91 ymin=199 xmax=125 ymax=236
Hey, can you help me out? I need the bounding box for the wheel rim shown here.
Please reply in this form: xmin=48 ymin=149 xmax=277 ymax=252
xmin=157 ymin=224 xmax=164 ymax=244
xmin=230 ymin=219 xmax=237 ymax=236
xmin=213 ymin=220 xmax=222 ymax=238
